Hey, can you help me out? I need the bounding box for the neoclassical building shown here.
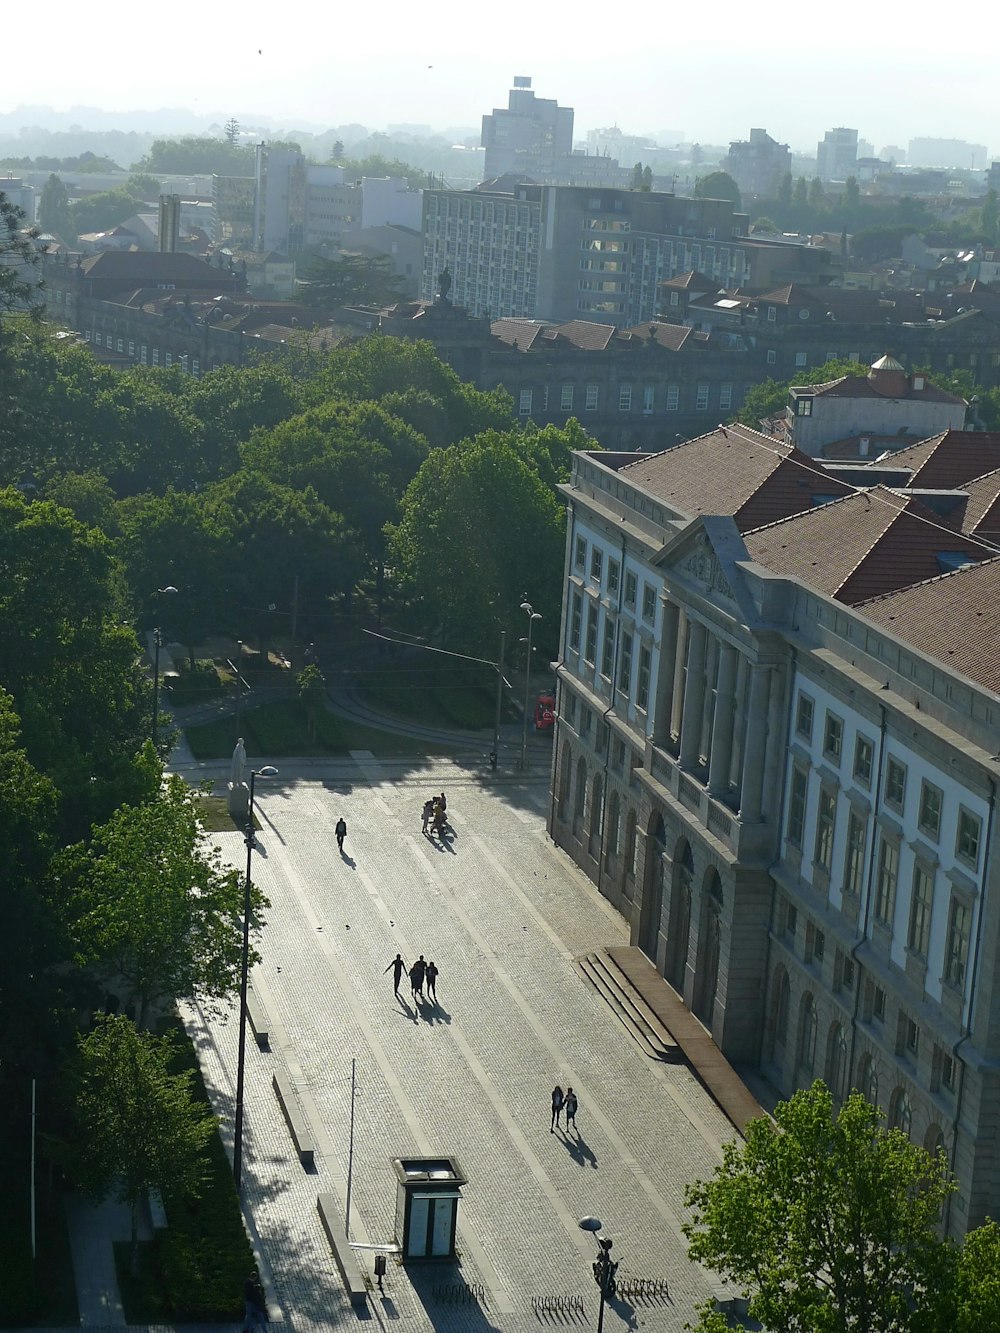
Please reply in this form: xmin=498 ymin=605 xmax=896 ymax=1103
xmin=551 ymin=426 xmax=1000 ymax=1234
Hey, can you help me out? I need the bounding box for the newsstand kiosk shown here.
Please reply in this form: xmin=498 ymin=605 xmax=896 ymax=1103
xmin=392 ymin=1156 xmax=467 ymax=1261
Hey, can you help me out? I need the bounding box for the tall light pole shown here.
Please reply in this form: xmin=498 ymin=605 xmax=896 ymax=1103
xmin=233 ymin=764 xmax=278 ymax=1192
xmin=519 ymin=600 xmax=541 ymax=771
xmin=491 ymin=629 xmax=506 ymax=771
xmin=150 ymin=585 xmax=178 ymax=748
xmin=579 ymin=1216 xmax=618 ymax=1333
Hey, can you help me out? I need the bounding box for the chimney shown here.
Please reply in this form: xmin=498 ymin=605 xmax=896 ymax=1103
xmin=158 ymin=194 xmax=181 ymax=254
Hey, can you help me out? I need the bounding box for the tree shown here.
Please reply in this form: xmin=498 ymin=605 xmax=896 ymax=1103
xmin=297 ymin=662 xmax=326 ymax=741
xmin=683 ymin=1082 xmax=953 ymax=1333
xmin=844 ymin=175 xmax=861 ymax=212
xmin=949 ymin=1219 xmax=1000 ymax=1331
xmin=693 ymin=171 xmax=742 ymax=209
xmin=38 ymin=173 xmax=71 ymax=238
xmin=794 ymin=176 xmax=809 ymax=207
xmin=296 ymin=252 xmax=406 ymax=308
xmin=642 ymin=164 xmax=653 ymax=191
xmin=224 ymin=117 xmax=240 ymax=148
xmin=62 ymin=775 xmax=261 ymax=1029
xmin=981 ymin=188 xmax=999 ymax=244
xmin=751 ymin=216 xmax=778 ymax=234
xmin=67 ymin=1014 xmax=215 ymax=1270
xmin=330 ymin=139 xmax=345 ymax=163
xmin=735 ymin=358 xmax=875 ymax=426
xmin=0 ymin=193 xmax=44 ymax=325
xmin=809 ymin=175 xmax=825 ymax=207
xmin=777 ymin=172 xmax=794 ymax=209
xmin=136 ymin=136 xmax=254 ymax=176
xmin=630 ymin=162 xmax=644 ymax=190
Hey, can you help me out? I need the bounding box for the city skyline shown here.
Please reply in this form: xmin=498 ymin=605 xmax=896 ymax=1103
xmin=4 ymin=0 xmax=999 ymax=159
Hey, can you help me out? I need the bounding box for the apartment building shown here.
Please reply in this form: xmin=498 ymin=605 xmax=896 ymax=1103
xmin=551 ymin=428 xmax=1000 ymax=1235
xmin=816 ymin=128 xmax=858 ymax=183
xmin=726 ymin=129 xmax=792 ymax=198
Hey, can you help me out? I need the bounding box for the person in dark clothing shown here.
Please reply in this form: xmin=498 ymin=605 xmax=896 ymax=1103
xmin=551 ymin=1085 xmax=564 ymax=1132
xmin=410 ymin=955 xmax=426 ymax=999
xmin=425 ymin=960 xmax=439 ymax=999
xmin=564 ymin=1087 xmax=578 ymax=1131
xmin=335 ymin=816 xmax=347 ymax=852
xmin=243 ymin=1276 xmax=267 ymax=1329
xmin=384 ymin=953 xmax=407 ymax=996
xmin=422 ymin=799 xmax=434 ymax=834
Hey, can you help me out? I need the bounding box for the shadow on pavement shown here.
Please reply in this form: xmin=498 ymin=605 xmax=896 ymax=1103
xmin=559 ymin=1129 xmax=598 ymax=1169
xmin=406 ymin=1265 xmax=503 ymax=1333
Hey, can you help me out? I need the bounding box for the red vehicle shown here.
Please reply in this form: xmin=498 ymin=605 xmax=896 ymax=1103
xmin=534 ymin=692 xmax=556 ymax=733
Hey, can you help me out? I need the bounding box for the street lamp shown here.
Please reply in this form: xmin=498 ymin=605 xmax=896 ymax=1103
xmin=579 ymin=1215 xmax=618 ymax=1333
xmin=233 ymin=764 xmax=278 ymax=1192
xmin=150 ymin=586 xmax=178 ymax=748
xmin=519 ymin=600 xmax=542 ymax=771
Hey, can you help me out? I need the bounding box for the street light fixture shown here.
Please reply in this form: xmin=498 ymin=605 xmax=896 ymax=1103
xmin=233 ymin=763 xmax=278 ymax=1192
xmin=150 ymin=586 xmax=178 ymax=749
xmin=579 ymin=1215 xmax=618 ymax=1333
xmin=519 ymin=600 xmax=542 ymax=771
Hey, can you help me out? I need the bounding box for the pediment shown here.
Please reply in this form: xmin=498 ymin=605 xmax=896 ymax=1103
xmin=654 ymin=515 xmax=760 ymax=627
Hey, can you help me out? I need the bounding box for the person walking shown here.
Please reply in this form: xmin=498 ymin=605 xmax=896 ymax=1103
xmin=550 ymin=1085 xmax=564 ymax=1133
xmin=243 ymin=1276 xmax=268 ymax=1330
xmin=564 ymin=1087 xmax=578 ymax=1132
xmin=421 ymin=799 xmax=434 ymax=835
xmin=410 ymin=955 xmax=426 ymax=1000
xmin=425 ymin=960 xmax=439 ymax=1000
xmin=384 ymin=953 xmax=407 ymax=996
xmin=335 ymin=816 xmax=347 ymax=853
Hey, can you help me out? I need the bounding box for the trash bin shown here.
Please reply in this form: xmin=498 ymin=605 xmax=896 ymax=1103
xmin=392 ymin=1156 xmax=467 ymax=1261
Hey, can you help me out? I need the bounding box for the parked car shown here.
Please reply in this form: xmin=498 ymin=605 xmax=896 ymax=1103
xmin=534 ymin=692 xmax=556 ymax=733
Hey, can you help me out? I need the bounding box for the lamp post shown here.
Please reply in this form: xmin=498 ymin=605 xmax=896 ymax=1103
xmin=150 ymin=585 xmax=178 ymax=748
xmin=233 ymin=764 xmax=278 ymax=1192
xmin=579 ymin=1216 xmax=617 ymax=1333
xmin=490 ymin=629 xmax=506 ymax=771
xmin=519 ymin=600 xmax=542 ymax=771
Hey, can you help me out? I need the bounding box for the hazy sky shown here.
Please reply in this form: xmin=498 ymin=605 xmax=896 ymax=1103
xmin=4 ymin=0 xmax=998 ymax=155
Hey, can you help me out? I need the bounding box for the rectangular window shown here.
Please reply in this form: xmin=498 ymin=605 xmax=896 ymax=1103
xmin=637 ymin=645 xmax=651 ymax=711
xmin=854 ymin=735 xmax=874 ymax=787
xmin=569 ymin=590 xmax=583 ymax=652
xmin=666 ymin=384 xmax=679 ymax=411
xmin=795 ymin=351 xmax=808 ymax=367
xmin=192 ymin=358 xmax=200 ymax=377
xmin=787 ymin=767 xmax=808 ymax=847
xmin=127 ymin=340 xmax=135 ymax=357
xmin=117 ymin=337 xmax=124 ymax=353
xmin=618 ymin=383 xmax=632 ymax=411
xmin=619 ymin=632 xmax=633 ymax=697
xmin=560 ymin=384 xmax=574 ymax=411
xmin=766 ymin=349 xmax=776 ymax=365
xmin=906 ymin=1017 xmax=920 ymax=1057
xmin=590 ymin=547 xmax=604 ymax=583
xmin=885 ymin=757 xmax=907 ymax=811
xmin=624 ymin=571 xmax=637 ymax=609
xmin=814 ymin=788 xmax=837 ymax=872
xmin=642 ymin=385 xmax=655 ymax=415
xmin=585 ymin=384 xmax=599 ymax=410
xmin=918 ymin=781 xmax=942 ymax=840
xmin=946 ymin=897 xmax=971 ymax=986
xmin=957 ymin=808 xmax=982 ymax=869
xmin=908 ymin=864 xmax=934 ymax=958
xmin=767 ymin=306 xmax=777 ymax=322
xmin=519 ymin=388 xmax=533 ymax=416
xmin=695 ymin=382 xmax=710 ymax=411
xmin=796 ymin=693 xmax=814 ymax=741
xmin=823 ymin=712 xmax=843 ymax=762
xmin=140 ymin=344 xmax=147 ymax=364
xmin=601 ymin=618 xmax=615 ymax=679
xmin=607 ymin=559 xmax=620 ymax=595
xmin=719 ymin=382 xmax=733 ymax=412
xmin=575 ymin=536 xmax=587 ymax=571
xmin=165 ymin=352 xmax=173 ymax=366
xmin=584 ymin=603 xmax=598 ymax=664
xmin=844 ymin=810 xmax=866 ymax=897
xmin=873 ymin=986 xmax=886 ymax=1021
xmin=152 ymin=348 xmax=160 ymax=366
xmin=95 ymin=331 xmax=103 ymax=346
xmin=942 ymin=1053 xmax=956 ymax=1091
xmin=641 ymin=583 xmax=656 ymax=622
xmin=875 ymin=837 xmax=899 ymax=927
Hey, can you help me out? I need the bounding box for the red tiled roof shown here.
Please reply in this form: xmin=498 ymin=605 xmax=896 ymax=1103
xmin=744 ymin=486 xmax=995 ymax=604
xmin=858 ymin=557 xmax=1000 ymax=693
xmin=618 ymin=425 xmax=854 ymax=529
xmin=872 ymin=430 xmax=1000 ymax=487
xmin=961 ymin=468 xmax=1000 ymax=543
xmin=490 ymin=319 xmax=545 ymax=351
xmin=795 ymin=375 xmax=965 ymax=405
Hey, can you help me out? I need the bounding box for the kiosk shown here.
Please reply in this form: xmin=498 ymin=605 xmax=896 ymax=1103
xmin=392 ymin=1156 xmax=467 ymax=1261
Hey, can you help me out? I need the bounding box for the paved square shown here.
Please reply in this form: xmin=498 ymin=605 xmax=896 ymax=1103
xmin=181 ymin=753 xmax=740 ymax=1331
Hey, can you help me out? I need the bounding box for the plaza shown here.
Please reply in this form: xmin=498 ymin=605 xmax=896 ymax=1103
xmin=178 ymin=747 xmax=741 ymax=1331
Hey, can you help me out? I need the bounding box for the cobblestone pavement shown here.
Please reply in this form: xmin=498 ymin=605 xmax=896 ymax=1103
xmin=177 ymin=753 xmax=740 ymax=1332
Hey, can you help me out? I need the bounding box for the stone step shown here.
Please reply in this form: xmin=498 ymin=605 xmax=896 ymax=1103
xmin=576 ymin=950 xmax=682 ymax=1063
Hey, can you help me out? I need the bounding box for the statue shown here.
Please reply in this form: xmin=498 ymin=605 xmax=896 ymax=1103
xmin=230 ymin=737 xmax=247 ymax=788
xmin=436 ymin=267 xmax=452 ymax=304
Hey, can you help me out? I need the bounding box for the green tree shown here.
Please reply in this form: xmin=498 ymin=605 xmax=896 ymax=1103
xmin=66 ymin=1014 xmax=215 ymax=1269
xmin=794 ymin=175 xmax=809 ymax=206
xmin=329 ymin=139 xmax=345 ymax=163
xmin=224 ymin=117 xmax=240 ymax=148
xmin=949 ymin=1219 xmax=1000 ymax=1331
xmin=69 ymin=187 xmax=147 ymax=237
xmin=388 ymin=433 xmax=565 ymax=654
xmin=751 ymin=216 xmax=778 ymax=234
xmin=693 ymin=171 xmax=742 ymax=209
xmin=125 ymin=172 xmax=162 ymax=203
xmin=630 ymin=162 xmax=644 ymax=190
xmin=296 ymin=252 xmax=405 ymax=308
xmin=777 ymin=172 xmax=793 ymax=209
xmin=736 ymin=358 xmax=876 ymax=426
xmin=62 ymin=775 xmax=260 ymax=1030
xmin=683 ymin=1082 xmax=953 ymax=1333
xmin=297 ymin=662 xmax=326 ymax=741
xmin=136 ymin=136 xmax=254 ymax=176
xmin=0 ymin=193 xmax=44 ymax=326
xmin=38 ymin=173 xmax=71 ymax=238
xmin=981 ymin=188 xmax=999 ymax=244
xmin=809 ymin=175 xmax=825 ymax=207
xmin=641 ymin=164 xmax=653 ymax=191
xmin=844 ymin=175 xmax=861 ymax=212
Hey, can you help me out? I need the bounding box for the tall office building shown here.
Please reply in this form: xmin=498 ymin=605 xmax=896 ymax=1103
xmin=816 ymin=128 xmax=859 ymax=183
xmin=481 ymin=77 xmax=574 ymax=180
xmin=726 ymin=128 xmax=792 ymax=197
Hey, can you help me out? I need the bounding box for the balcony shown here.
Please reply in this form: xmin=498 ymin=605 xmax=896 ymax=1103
xmin=646 ymin=742 xmax=773 ymax=863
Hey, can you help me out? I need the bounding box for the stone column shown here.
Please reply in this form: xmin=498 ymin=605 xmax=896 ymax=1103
xmin=669 ymin=611 xmax=688 ymax=749
xmin=739 ymin=665 xmax=772 ymax=821
xmin=653 ymin=598 xmax=680 ymax=743
xmin=709 ymin=643 xmax=738 ymax=796
xmin=679 ymin=620 xmax=708 ymax=769
xmin=699 ymin=636 xmax=719 ymax=766
xmin=761 ymin=665 xmax=786 ymax=819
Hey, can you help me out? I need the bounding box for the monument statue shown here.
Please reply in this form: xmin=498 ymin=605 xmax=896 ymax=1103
xmin=230 ymin=737 xmax=247 ymax=788
xmin=228 ymin=737 xmax=249 ymax=819
xmin=436 ymin=267 xmax=452 ymax=304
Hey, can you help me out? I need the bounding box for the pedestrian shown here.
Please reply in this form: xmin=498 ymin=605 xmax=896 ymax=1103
xmin=384 ymin=953 xmax=407 ymax=996
xmin=564 ymin=1087 xmax=578 ymax=1131
xmin=421 ymin=799 xmax=434 ymax=834
xmin=243 ymin=1275 xmax=267 ymax=1330
xmin=431 ymin=798 xmax=445 ymax=837
xmin=410 ymin=955 xmax=426 ymax=999
xmin=550 ymin=1084 xmax=564 ymax=1133
xmin=439 ymin=791 xmax=448 ymax=824
xmin=335 ymin=815 xmax=347 ymax=852
xmin=425 ymin=960 xmax=439 ymax=1000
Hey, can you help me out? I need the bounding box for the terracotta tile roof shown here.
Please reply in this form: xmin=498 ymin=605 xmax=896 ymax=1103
xmin=551 ymin=320 xmax=618 ymax=351
xmin=490 ymin=319 xmax=545 ymax=351
xmin=796 ymin=375 xmax=964 ymax=405
xmin=961 ymin=468 xmax=1000 ymax=543
xmin=618 ymin=425 xmax=854 ymax=529
xmin=744 ymin=486 xmax=995 ymax=604
xmin=870 ymin=430 xmax=1000 ymax=487
xmin=661 ymin=270 xmax=719 ymax=291
xmin=858 ymin=557 xmax=1000 ymax=693
xmin=622 ymin=321 xmax=694 ymax=351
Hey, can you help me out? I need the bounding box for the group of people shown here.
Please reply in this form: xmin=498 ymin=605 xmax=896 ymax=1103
xmin=421 ymin=792 xmax=449 ymax=837
xmin=385 ymin=952 xmax=439 ymax=1004
xmin=550 ymin=1084 xmax=579 ymax=1134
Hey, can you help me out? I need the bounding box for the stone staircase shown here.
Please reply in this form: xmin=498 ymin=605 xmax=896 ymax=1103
xmin=576 ymin=948 xmax=683 ymax=1063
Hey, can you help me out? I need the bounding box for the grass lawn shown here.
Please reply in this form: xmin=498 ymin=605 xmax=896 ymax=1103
xmin=357 ymin=660 xmax=516 ymax=731
xmin=185 ymin=699 xmax=455 ymax=761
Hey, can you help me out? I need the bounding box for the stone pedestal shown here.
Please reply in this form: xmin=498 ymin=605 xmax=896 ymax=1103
xmin=228 ymin=781 xmax=249 ymax=821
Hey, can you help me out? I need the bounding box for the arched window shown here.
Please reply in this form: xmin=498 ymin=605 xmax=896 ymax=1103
xmin=798 ymin=993 xmax=818 ymax=1072
xmin=826 ymin=1023 xmax=849 ymax=1105
xmin=888 ymin=1087 xmax=912 ymax=1138
xmin=558 ymin=740 xmax=571 ymax=813
xmin=924 ymin=1124 xmax=945 ymax=1160
xmin=857 ymin=1053 xmax=879 ymax=1109
xmin=773 ymin=969 xmax=790 ymax=1050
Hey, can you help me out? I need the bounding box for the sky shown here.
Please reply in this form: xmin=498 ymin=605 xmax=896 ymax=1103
xmin=3 ymin=0 xmax=998 ymax=155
